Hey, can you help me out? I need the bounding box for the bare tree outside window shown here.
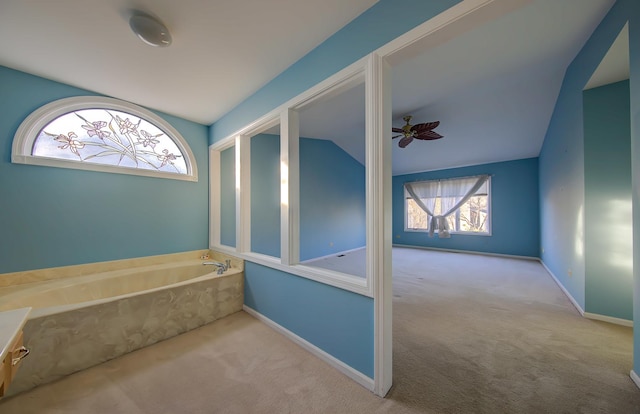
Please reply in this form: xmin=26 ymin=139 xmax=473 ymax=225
xmin=404 ymin=177 xmax=490 ymax=235
xmin=407 ymin=198 xmax=428 ymax=229
xmin=458 ymin=195 xmax=488 ymax=232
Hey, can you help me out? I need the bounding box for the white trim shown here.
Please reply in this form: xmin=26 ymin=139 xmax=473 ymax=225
xmin=243 ymin=305 xmax=375 ymax=392
xmin=12 ymin=96 xmax=198 ymax=182
xmin=219 ymin=248 xmax=371 ymax=297
xmin=210 ymin=114 xmax=280 ymax=154
xmin=209 ymin=131 xmax=239 ymax=152
xmin=209 ymin=58 xmax=370 ymax=295
xmin=209 ymin=243 xmax=237 ymax=256
xmin=631 ymin=370 xmax=640 ymax=390
xmin=208 ymin=0 xmax=534 ymax=399
xmin=280 ymin=109 xmax=300 ymax=266
xmin=236 ymin=135 xmax=251 ymax=253
xmin=209 ymin=59 xmax=367 ymax=152
xmin=404 ymin=228 xmax=493 ymax=237
xmin=367 ymin=52 xmax=393 ymax=397
xmin=392 ymin=244 xmax=539 ymax=261
xmin=539 ymin=260 xmax=634 ymax=328
xmin=377 ymin=0 xmax=533 ymax=64
xmin=539 ymin=260 xmax=585 ymax=315
xmin=209 ymin=148 xmax=221 ymax=247
xmin=584 ymin=312 xmax=633 ymax=327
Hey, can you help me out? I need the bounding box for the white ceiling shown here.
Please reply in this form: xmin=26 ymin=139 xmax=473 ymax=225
xmin=0 ymin=0 xmax=626 ymax=176
xmin=0 ymin=0 xmax=377 ymax=125
xmin=295 ymin=0 xmax=621 ymax=175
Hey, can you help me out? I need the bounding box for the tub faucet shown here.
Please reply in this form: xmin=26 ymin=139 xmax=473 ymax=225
xmin=203 ymin=261 xmax=227 ymax=272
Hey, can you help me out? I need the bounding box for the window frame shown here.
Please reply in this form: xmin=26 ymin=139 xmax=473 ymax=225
xmin=209 ymin=58 xmax=372 ymax=297
xmin=12 ymin=96 xmax=198 ymax=182
xmin=404 ymin=176 xmax=492 ymax=236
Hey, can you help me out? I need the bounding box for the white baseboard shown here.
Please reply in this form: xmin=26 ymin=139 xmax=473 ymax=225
xmin=242 ymin=305 xmax=375 ymax=392
xmin=584 ymin=312 xmax=633 ymax=327
xmin=539 ymin=260 xmax=585 ymax=316
xmin=632 ymin=370 xmax=640 ymax=390
xmin=539 ymin=262 xmax=634 ymax=328
xmin=392 ymin=244 xmax=539 ymax=261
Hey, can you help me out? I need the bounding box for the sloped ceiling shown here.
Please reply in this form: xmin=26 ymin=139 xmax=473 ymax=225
xmin=296 ymin=0 xmax=618 ymax=175
xmin=585 ymin=23 xmax=630 ymax=90
xmin=0 ymin=0 xmax=623 ymax=176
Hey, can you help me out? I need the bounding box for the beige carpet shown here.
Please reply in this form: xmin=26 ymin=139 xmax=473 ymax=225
xmin=387 ymin=247 xmax=639 ymax=413
xmin=1 ymin=248 xmax=638 ymax=413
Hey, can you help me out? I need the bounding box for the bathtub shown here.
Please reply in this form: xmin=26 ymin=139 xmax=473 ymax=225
xmin=0 ymin=251 xmax=243 ymax=396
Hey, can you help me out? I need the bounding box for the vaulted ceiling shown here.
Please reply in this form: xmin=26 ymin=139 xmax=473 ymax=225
xmin=296 ymin=0 xmax=624 ymax=175
xmin=0 ymin=0 xmax=627 ymax=176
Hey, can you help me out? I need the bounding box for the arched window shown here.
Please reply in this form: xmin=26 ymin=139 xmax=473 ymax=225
xmin=12 ymin=96 xmax=198 ymax=181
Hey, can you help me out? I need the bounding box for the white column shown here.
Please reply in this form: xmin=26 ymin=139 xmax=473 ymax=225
xmin=281 ymin=109 xmax=300 ymax=265
xmin=235 ymin=135 xmax=251 ymax=253
xmin=209 ymin=147 xmax=221 ymax=248
xmin=367 ymin=52 xmax=393 ymax=397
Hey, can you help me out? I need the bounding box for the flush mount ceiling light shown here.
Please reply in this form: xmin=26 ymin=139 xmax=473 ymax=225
xmin=129 ymin=12 xmax=172 ymax=47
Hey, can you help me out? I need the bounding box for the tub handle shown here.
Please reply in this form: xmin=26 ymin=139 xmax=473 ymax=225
xmin=12 ymin=346 xmax=30 ymax=366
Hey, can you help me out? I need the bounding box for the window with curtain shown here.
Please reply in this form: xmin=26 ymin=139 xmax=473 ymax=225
xmin=404 ymin=175 xmax=491 ymax=237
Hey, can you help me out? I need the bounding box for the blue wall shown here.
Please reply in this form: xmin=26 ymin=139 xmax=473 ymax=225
xmin=393 ymin=158 xmax=539 ymax=257
xmin=628 ymin=0 xmax=640 ymax=379
xmin=212 ymin=0 xmax=464 ymax=380
xmin=248 ymin=134 xmax=366 ymax=260
xmin=539 ymin=1 xmax=627 ymax=311
xmin=250 ymin=134 xmax=281 ymax=257
xmin=244 ymin=262 xmax=374 ymax=377
xmin=300 ymin=138 xmax=366 ymax=261
xmin=539 ymin=0 xmax=640 ymax=377
xmin=209 ymin=0 xmax=462 ymax=144
xmin=583 ymin=80 xmax=633 ymax=321
xmin=220 ymin=146 xmax=236 ymax=248
xmin=0 ymin=66 xmax=209 ymax=274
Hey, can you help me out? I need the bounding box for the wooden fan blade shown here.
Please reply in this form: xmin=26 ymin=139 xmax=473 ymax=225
xmin=415 ymin=131 xmax=443 ymax=140
xmin=398 ymin=136 xmax=414 ymax=148
xmin=392 ymin=127 xmax=405 ymax=133
xmin=411 ymin=121 xmax=440 ymax=132
xmin=392 ymin=134 xmax=403 ymax=139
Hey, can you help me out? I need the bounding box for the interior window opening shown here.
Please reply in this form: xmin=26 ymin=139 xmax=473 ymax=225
xmin=297 ymin=81 xmax=367 ymax=279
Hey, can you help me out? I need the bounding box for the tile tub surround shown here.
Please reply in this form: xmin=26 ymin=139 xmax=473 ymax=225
xmin=0 ymin=249 xmax=243 ymax=289
xmin=0 ymin=251 xmax=244 ymax=397
xmin=0 ymin=260 xmax=242 ymax=314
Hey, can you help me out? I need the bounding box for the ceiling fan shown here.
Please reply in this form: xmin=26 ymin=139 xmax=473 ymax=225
xmin=392 ymin=115 xmax=443 ymax=148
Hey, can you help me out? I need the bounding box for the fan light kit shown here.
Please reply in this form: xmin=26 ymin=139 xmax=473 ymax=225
xmin=392 ymin=115 xmax=443 ymax=148
xmin=129 ymin=12 xmax=172 ymax=47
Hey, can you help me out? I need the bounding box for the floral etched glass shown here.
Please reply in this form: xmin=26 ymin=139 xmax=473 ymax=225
xmin=32 ymin=109 xmax=187 ymax=174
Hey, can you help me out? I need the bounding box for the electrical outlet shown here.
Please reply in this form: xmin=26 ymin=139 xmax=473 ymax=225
xmin=567 ymin=268 xmax=572 ymax=277
xmin=541 ymin=247 xmax=544 ymax=254
xmin=329 ymin=242 xmax=334 ymax=247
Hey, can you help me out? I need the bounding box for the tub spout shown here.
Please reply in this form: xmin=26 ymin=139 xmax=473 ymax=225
xmin=203 ymin=261 xmax=227 ymax=272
